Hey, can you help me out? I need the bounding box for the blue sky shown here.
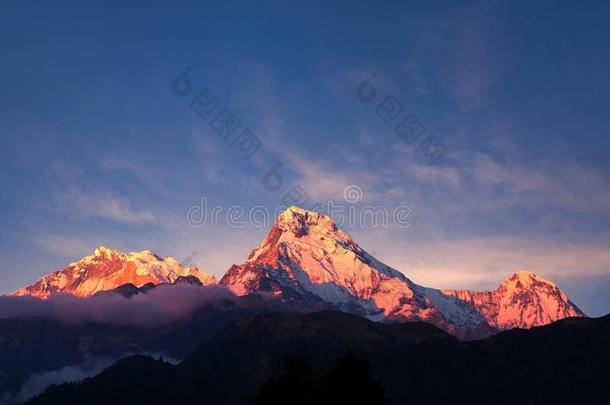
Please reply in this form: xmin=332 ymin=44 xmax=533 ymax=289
xmin=1 ymin=0 xmax=609 ymax=316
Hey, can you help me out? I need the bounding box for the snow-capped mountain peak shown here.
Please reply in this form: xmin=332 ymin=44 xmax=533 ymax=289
xmin=12 ymin=247 xmax=217 ymax=298
xmin=442 ymin=270 xmax=584 ymax=330
xmin=11 ymin=207 xmax=585 ymax=339
xmin=93 ymin=246 xmax=118 ymax=259
xmin=501 ymin=270 xmax=556 ymax=290
xmin=246 ymin=206 xmax=403 ymax=279
xmin=223 ymin=206 xmax=585 ymax=337
xmin=223 ymin=207 xmax=463 ymax=331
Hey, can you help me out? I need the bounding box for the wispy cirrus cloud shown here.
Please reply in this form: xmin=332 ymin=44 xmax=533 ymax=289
xmin=406 ymin=163 xmax=461 ymax=188
xmin=60 ymin=188 xmax=156 ymax=224
xmin=281 ymin=152 xmax=360 ymax=202
xmin=469 ymin=153 xmax=610 ymax=213
xmin=33 ymin=233 xmax=97 ymax=258
xmin=399 ymin=2 xmax=505 ymax=111
xmin=358 ymin=229 xmax=610 ymax=293
xmin=376 ymin=141 xmax=610 ymax=220
xmin=98 ymin=155 xmax=157 ymax=188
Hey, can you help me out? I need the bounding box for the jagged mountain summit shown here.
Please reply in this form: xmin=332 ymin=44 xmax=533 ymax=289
xmin=220 ymin=207 xmax=454 ymax=327
xmin=11 ymin=246 xmax=217 ymax=298
xmin=441 ymin=270 xmax=585 ymax=329
xmin=9 ymin=207 xmax=584 ymax=337
xmin=221 ymin=206 xmax=584 ymax=336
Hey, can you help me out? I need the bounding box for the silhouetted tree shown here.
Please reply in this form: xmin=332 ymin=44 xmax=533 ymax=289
xmin=252 ymin=353 xmax=391 ymax=404
xmin=321 ymin=352 xmax=390 ymax=404
xmin=253 ymin=355 xmax=315 ymax=405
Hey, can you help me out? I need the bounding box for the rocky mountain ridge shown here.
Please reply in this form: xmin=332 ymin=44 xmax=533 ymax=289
xmin=11 ymin=247 xmax=217 ymax=298
xmin=11 ymin=207 xmax=584 ymax=336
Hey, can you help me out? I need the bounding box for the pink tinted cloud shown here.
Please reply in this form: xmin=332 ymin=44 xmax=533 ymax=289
xmin=0 ymin=284 xmax=237 ymax=328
